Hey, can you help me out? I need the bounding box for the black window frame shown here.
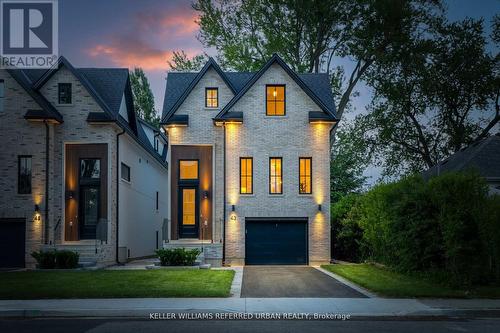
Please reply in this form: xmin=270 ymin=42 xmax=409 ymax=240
xmin=205 ymin=87 xmax=219 ymax=108
xmin=58 ymin=83 xmax=72 ymax=104
xmin=18 ymin=155 xmax=32 ymax=194
xmin=266 ymin=84 xmax=286 ymax=116
xmin=299 ymin=157 xmax=312 ymax=194
xmin=121 ymin=162 xmax=131 ymax=182
xmin=240 ymin=157 xmax=253 ymax=194
xmin=269 ymin=157 xmax=283 ymax=194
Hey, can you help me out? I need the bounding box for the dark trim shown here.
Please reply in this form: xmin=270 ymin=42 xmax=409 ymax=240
xmin=178 ymin=159 xmax=200 ymax=183
xmin=298 ymin=157 xmax=312 ymax=194
xmin=265 ymin=84 xmax=286 ymax=116
xmin=17 ymin=155 xmax=32 ymax=194
xmin=222 ymin=125 xmax=226 ymax=264
xmin=239 ymin=157 xmax=253 ymax=194
xmin=205 ymin=87 xmax=219 ymax=108
xmin=309 ymin=111 xmax=336 ymax=123
xmin=245 ymin=217 xmax=308 ymax=222
xmin=116 ymin=129 xmax=126 ymax=264
xmin=156 ymin=191 xmax=159 ymax=211
xmin=87 ymin=112 xmax=114 ymax=123
xmin=269 ymin=157 xmax=283 ymax=195
xmin=164 ymin=114 xmax=189 ymax=127
xmin=44 ymin=121 xmax=49 ymax=244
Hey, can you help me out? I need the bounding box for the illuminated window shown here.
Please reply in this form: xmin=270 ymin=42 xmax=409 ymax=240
xmin=269 ymin=157 xmax=282 ymax=194
xmin=179 ymin=160 xmax=198 ymax=180
xmin=266 ymin=85 xmax=285 ymax=116
xmin=299 ymin=158 xmax=312 ymax=194
xmin=240 ymin=157 xmax=253 ymax=194
xmin=205 ymin=88 xmax=218 ymax=108
xmin=58 ymin=83 xmax=72 ymax=104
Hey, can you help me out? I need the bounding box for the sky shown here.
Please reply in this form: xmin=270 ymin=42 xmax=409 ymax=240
xmin=58 ymin=0 xmax=499 ymax=182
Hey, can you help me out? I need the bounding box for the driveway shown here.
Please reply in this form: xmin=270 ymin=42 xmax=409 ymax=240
xmin=241 ymin=266 xmax=367 ymax=298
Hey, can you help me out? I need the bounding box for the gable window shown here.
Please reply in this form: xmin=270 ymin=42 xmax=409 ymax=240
xmin=18 ymin=156 xmax=32 ymax=194
xmin=299 ymin=158 xmax=312 ymax=194
xmin=0 ymin=79 xmax=4 ymax=112
xmin=179 ymin=160 xmax=198 ymax=180
xmin=205 ymin=87 xmax=218 ymax=108
xmin=121 ymin=162 xmax=130 ymax=182
xmin=58 ymin=83 xmax=72 ymax=104
xmin=240 ymin=157 xmax=253 ymax=194
xmin=269 ymin=157 xmax=282 ymax=194
xmin=266 ymin=85 xmax=285 ymax=116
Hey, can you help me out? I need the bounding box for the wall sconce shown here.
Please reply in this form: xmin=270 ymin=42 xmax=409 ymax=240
xmin=66 ymin=190 xmax=74 ymax=200
xmin=318 ymin=204 xmax=322 ymax=212
xmin=231 ymin=205 xmax=235 ymax=212
xmin=203 ymin=191 xmax=209 ymax=199
xmin=34 ymin=204 xmax=41 ymax=222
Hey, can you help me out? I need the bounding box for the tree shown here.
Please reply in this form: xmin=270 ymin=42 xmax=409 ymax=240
xmin=130 ymin=68 xmax=160 ymax=127
xmin=167 ymin=50 xmax=208 ymax=71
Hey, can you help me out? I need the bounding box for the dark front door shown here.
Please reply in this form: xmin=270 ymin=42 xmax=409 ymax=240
xmin=0 ymin=218 xmax=25 ymax=268
xmin=245 ymin=219 xmax=308 ymax=265
xmin=179 ymin=187 xmax=199 ymax=238
xmin=79 ymin=185 xmax=100 ymax=239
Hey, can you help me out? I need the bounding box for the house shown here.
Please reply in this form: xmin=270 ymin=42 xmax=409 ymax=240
xmin=0 ymin=57 xmax=169 ymax=268
xmin=161 ymin=54 xmax=337 ymax=266
xmin=423 ymin=134 xmax=500 ymax=195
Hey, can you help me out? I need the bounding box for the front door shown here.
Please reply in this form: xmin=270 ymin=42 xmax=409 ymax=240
xmin=79 ymin=185 xmax=100 ymax=239
xmin=179 ymin=187 xmax=198 ymax=238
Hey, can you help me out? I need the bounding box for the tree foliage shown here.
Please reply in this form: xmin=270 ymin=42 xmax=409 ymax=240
xmin=167 ymin=50 xmax=208 ymax=72
xmin=130 ymin=68 xmax=160 ymax=127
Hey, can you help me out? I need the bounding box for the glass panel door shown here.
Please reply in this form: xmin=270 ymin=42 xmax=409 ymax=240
xmin=179 ymin=187 xmax=198 ymax=238
xmin=80 ymin=186 xmax=99 ymax=239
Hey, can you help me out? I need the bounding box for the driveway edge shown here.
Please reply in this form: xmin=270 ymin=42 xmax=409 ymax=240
xmin=313 ymin=266 xmax=378 ymax=298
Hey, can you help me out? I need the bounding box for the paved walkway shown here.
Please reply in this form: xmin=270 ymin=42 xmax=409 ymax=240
xmin=241 ymin=266 xmax=366 ymax=298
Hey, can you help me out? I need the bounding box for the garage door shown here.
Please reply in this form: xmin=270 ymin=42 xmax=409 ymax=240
xmin=0 ymin=218 xmax=26 ymax=268
xmin=245 ymin=218 xmax=308 ymax=265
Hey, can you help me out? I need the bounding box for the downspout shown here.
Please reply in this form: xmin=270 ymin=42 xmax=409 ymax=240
xmin=116 ymin=128 xmax=126 ymax=263
xmin=222 ymin=123 xmax=226 ymax=265
xmin=44 ymin=120 xmax=50 ymax=244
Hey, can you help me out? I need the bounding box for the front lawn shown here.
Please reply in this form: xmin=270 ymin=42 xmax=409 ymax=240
xmin=0 ymin=269 xmax=235 ymax=299
xmin=322 ymin=264 xmax=500 ymax=298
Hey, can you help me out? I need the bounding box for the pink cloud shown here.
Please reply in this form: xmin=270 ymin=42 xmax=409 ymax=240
xmin=136 ymin=8 xmax=199 ymax=37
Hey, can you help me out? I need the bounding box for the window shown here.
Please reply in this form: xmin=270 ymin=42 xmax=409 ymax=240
xmin=156 ymin=191 xmax=159 ymax=210
xmin=266 ymin=85 xmax=285 ymax=116
xmin=205 ymin=87 xmax=218 ymax=108
xmin=81 ymin=159 xmax=100 ymax=179
xmin=299 ymin=158 xmax=312 ymax=194
xmin=240 ymin=157 xmax=253 ymax=194
xmin=179 ymin=160 xmax=198 ymax=180
xmin=18 ymin=156 xmax=32 ymax=194
xmin=58 ymin=83 xmax=72 ymax=104
xmin=269 ymin=157 xmax=282 ymax=194
xmin=121 ymin=162 xmax=130 ymax=182
xmin=0 ymin=79 xmax=4 ymax=112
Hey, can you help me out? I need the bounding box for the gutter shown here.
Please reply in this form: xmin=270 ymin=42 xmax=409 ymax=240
xmin=44 ymin=121 xmax=50 ymax=244
xmin=222 ymin=124 xmax=226 ymax=265
xmin=116 ymin=129 xmax=126 ymax=263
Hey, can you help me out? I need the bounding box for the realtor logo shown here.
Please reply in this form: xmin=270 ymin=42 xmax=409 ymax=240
xmin=0 ymin=0 xmax=58 ymax=68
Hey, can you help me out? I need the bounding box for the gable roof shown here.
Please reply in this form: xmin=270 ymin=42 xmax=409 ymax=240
xmin=161 ymin=54 xmax=337 ymax=123
xmin=423 ymin=134 xmax=500 ymax=180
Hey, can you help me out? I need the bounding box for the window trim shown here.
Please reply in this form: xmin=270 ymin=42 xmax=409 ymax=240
xmin=178 ymin=159 xmax=199 ymax=182
xmin=299 ymin=157 xmax=312 ymax=194
xmin=18 ymin=155 xmax=32 ymax=194
xmin=269 ymin=157 xmax=283 ymax=194
xmin=121 ymin=162 xmax=131 ymax=182
xmin=205 ymin=87 xmax=219 ymax=108
xmin=239 ymin=157 xmax=253 ymax=194
xmin=265 ymin=84 xmax=286 ymax=116
xmin=58 ymin=82 xmax=72 ymax=105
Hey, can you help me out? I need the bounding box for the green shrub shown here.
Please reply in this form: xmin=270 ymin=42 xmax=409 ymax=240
xmin=54 ymin=250 xmax=80 ymax=269
xmin=155 ymin=248 xmax=201 ymax=266
xmin=331 ymin=194 xmax=364 ymax=262
xmin=31 ymin=250 xmax=56 ymax=269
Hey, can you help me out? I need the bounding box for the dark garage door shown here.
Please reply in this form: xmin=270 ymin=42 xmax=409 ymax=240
xmin=245 ymin=218 xmax=308 ymax=265
xmin=0 ymin=218 xmax=26 ymax=268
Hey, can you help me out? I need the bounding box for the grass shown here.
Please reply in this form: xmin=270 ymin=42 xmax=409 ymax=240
xmin=0 ymin=269 xmax=235 ymax=299
xmin=322 ymin=263 xmax=500 ymax=298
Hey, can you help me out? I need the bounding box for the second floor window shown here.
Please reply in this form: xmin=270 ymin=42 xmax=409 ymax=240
xmin=266 ymin=85 xmax=285 ymax=116
xmin=58 ymin=83 xmax=72 ymax=104
xmin=240 ymin=157 xmax=253 ymax=194
xmin=299 ymin=158 xmax=312 ymax=194
xmin=269 ymin=157 xmax=282 ymax=194
xmin=18 ymin=156 xmax=32 ymax=194
xmin=205 ymin=87 xmax=218 ymax=108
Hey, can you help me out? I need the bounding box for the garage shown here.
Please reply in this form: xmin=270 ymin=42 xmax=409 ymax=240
xmin=0 ymin=218 xmax=26 ymax=268
xmin=245 ymin=218 xmax=308 ymax=265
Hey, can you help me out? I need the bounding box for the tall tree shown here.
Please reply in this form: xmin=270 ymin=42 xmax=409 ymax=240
xmin=167 ymin=50 xmax=208 ymax=71
xmin=130 ymin=68 xmax=160 ymax=127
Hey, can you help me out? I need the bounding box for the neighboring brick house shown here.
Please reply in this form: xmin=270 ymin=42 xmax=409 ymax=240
xmin=162 ymin=54 xmax=337 ymax=266
xmin=0 ymin=57 xmax=168 ymax=268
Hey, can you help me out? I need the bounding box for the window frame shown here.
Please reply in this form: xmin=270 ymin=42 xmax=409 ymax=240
xmin=269 ymin=157 xmax=283 ymax=195
xmin=239 ymin=157 xmax=253 ymax=194
xmin=265 ymin=84 xmax=286 ymax=116
xmin=205 ymin=87 xmax=219 ymax=108
xmin=18 ymin=155 xmax=32 ymax=194
xmin=121 ymin=162 xmax=131 ymax=182
xmin=178 ymin=159 xmax=199 ymax=182
xmin=299 ymin=157 xmax=312 ymax=194
xmin=58 ymin=83 xmax=72 ymax=105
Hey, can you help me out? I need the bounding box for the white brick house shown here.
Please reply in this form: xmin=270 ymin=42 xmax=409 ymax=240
xmin=162 ymin=54 xmax=337 ymax=266
xmin=0 ymin=57 xmax=168 ymax=268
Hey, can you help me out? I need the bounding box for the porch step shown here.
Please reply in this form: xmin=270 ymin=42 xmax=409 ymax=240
xmin=78 ymin=260 xmax=97 ymax=268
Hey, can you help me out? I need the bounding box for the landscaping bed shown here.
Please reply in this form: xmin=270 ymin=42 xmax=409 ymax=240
xmin=322 ymin=263 xmax=500 ymax=298
xmin=0 ymin=269 xmax=235 ymax=299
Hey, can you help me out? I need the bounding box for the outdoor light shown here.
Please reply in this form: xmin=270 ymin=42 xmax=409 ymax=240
xmin=318 ymin=204 xmax=322 ymax=212
xmin=203 ymin=191 xmax=209 ymax=199
xmin=231 ymin=204 xmax=235 ymax=212
xmin=66 ymin=190 xmax=74 ymax=200
xmin=34 ymin=205 xmax=41 ymax=222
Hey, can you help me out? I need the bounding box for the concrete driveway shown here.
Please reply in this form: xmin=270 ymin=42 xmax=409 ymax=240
xmin=241 ymin=266 xmax=367 ymax=298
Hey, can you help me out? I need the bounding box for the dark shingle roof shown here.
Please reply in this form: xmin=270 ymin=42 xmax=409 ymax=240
xmin=423 ymin=135 xmax=500 ymax=180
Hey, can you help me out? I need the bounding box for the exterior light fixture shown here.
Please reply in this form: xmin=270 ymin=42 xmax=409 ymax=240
xmin=231 ymin=205 xmax=235 ymax=212
xmin=34 ymin=205 xmax=41 ymax=222
xmin=318 ymin=204 xmax=322 ymax=212
xmin=203 ymin=191 xmax=209 ymax=199
xmin=66 ymin=190 xmax=74 ymax=200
